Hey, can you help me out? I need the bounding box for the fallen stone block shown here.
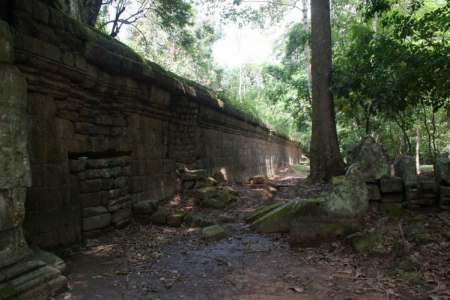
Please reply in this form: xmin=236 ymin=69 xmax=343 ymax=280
xmin=187 ymin=197 xmax=200 ymax=206
xmin=351 ymin=231 xmax=383 ymax=253
xmin=202 ymin=225 xmax=226 ymax=240
xmin=380 ymin=176 xmax=403 ymax=193
xmin=393 ymin=240 xmax=414 ymax=257
xmin=195 ymin=187 xmax=218 ymax=199
xmin=399 ymin=256 xmax=423 ymax=272
xmin=201 ymin=198 xmax=226 ymax=210
xmin=379 ymin=203 xmax=402 ymax=211
xmin=185 ymin=213 xmax=204 ymax=227
xmin=151 ymin=211 xmax=172 ymax=224
xmin=167 ymin=212 xmax=186 ymax=227
xmin=223 ymin=187 xmax=239 ymax=196
xmin=245 ymin=201 xmax=285 ymax=224
xmin=290 ymin=163 xmax=368 ymax=245
xmin=115 ymin=217 xmax=131 ymax=229
xmin=251 ymin=200 xmax=297 ymax=234
xmin=133 ymin=199 xmax=159 ymax=214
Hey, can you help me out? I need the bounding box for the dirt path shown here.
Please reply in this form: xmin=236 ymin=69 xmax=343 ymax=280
xmin=54 ymin=167 xmax=447 ymax=300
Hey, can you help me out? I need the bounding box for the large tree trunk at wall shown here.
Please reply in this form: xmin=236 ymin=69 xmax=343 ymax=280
xmin=309 ymin=0 xmax=345 ymax=182
xmin=302 ymin=0 xmax=312 ymax=97
xmin=61 ymin=0 xmax=102 ymax=26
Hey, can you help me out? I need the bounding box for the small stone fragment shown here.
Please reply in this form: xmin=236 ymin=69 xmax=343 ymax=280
xmin=202 ymin=225 xmax=227 ymax=240
xmin=399 ymin=256 xmax=423 ymax=272
xmin=201 ymin=198 xmax=226 ymax=209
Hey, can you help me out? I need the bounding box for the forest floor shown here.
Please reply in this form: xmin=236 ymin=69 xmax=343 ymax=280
xmin=53 ymin=165 xmax=450 ymax=300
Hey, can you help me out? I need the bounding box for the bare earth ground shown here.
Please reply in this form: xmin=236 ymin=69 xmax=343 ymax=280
xmin=54 ymin=166 xmax=450 ymax=300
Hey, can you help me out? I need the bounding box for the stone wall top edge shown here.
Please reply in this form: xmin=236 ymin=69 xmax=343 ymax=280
xmin=8 ymin=0 xmax=300 ymax=145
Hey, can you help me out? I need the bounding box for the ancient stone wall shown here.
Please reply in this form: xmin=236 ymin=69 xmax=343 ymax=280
xmin=2 ymin=0 xmax=302 ymax=249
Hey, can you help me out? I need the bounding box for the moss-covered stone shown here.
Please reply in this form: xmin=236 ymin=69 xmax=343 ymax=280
xmin=415 ymin=234 xmax=435 ymax=245
xmin=251 ymin=200 xmax=297 ymax=234
xmin=185 ymin=213 xmax=203 ymax=227
xmin=223 ymin=187 xmax=239 ymax=196
xmin=219 ymin=216 xmax=232 ymax=224
xmin=332 ymin=175 xmax=345 ymax=186
xmin=167 ymin=212 xmax=186 ymax=227
xmin=195 ymin=187 xmax=218 ymax=199
xmin=202 ymin=225 xmax=226 ymax=240
xmin=393 ymin=240 xmax=414 ymax=257
xmin=201 ymin=198 xmax=226 ymax=210
xmin=399 ymin=256 xmax=423 ymax=272
xmin=441 ymin=231 xmax=450 ymax=240
xmin=369 ymin=246 xmax=387 ymax=257
xmin=404 ymin=225 xmax=425 ymax=237
xmin=404 ymin=216 xmax=427 ymax=224
xmin=151 ymin=211 xmax=172 ymax=225
xmin=387 ymin=205 xmax=408 ymax=216
xmin=245 ymin=201 xmax=285 ymax=223
xmin=425 ymin=220 xmax=441 ymax=229
xmin=352 ymin=231 xmax=383 ymax=253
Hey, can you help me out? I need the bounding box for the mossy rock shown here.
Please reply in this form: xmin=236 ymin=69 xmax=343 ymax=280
xmin=404 ymin=225 xmax=425 ymax=237
xmin=399 ymin=256 xmax=423 ymax=272
xmin=404 ymin=216 xmax=427 ymax=224
xmin=185 ymin=213 xmax=203 ymax=227
xmin=399 ymin=272 xmax=426 ymax=286
xmin=369 ymin=247 xmax=388 ymax=257
xmin=223 ymin=187 xmax=239 ymax=196
xmin=151 ymin=211 xmax=172 ymax=224
xmin=202 ymin=225 xmax=226 ymax=240
xmin=376 ymin=216 xmax=390 ymax=226
xmin=167 ymin=212 xmax=186 ymax=227
xmin=415 ymin=234 xmax=435 ymax=245
xmin=387 ymin=205 xmax=408 ymax=217
xmin=332 ymin=175 xmax=345 ymax=186
xmin=201 ymin=198 xmax=226 ymax=210
xmin=425 ymin=220 xmax=441 ymax=229
xmin=441 ymin=231 xmax=450 ymax=240
xmin=195 ymin=187 xmax=218 ymax=199
xmin=393 ymin=240 xmax=414 ymax=257
xmin=245 ymin=201 xmax=285 ymax=223
xmin=251 ymin=201 xmax=296 ymax=234
xmin=352 ymin=231 xmax=383 ymax=253
xmin=219 ymin=216 xmax=232 ymax=224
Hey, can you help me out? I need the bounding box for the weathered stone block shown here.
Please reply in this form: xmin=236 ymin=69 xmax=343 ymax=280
xmin=245 ymin=201 xmax=285 ymax=223
xmin=201 ymin=198 xmax=226 ymax=209
xmin=380 ymin=176 xmax=403 ymax=193
xmin=81 ymin=214 xmax=111 ymax=231
xmin=151 ymin=211 xmax=172 ymax=224
xmin=251 ymin=200 xmax=296 ymax=234
xmin=133 ymin=199 xmax=159 ymax=214
xmin=180 ymin=169 xmax=207 ymax=180
xmin=201 ymin=225 xmax=226 ymax=240
xmin=195 ymin=187 xmax=217 ymax=199
xmin=167 ymin=212 xmax=185 ymax=227
xmin=290 ymin=222 xmax=361 ymax=246
xmin=352 ymin=231 xmax=383 ymax=253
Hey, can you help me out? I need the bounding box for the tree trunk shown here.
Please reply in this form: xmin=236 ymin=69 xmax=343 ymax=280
xmin=309 ymin=0 xmax=345 ymax=182
xmin=302 ymin=0 xmax=312 ymax=98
